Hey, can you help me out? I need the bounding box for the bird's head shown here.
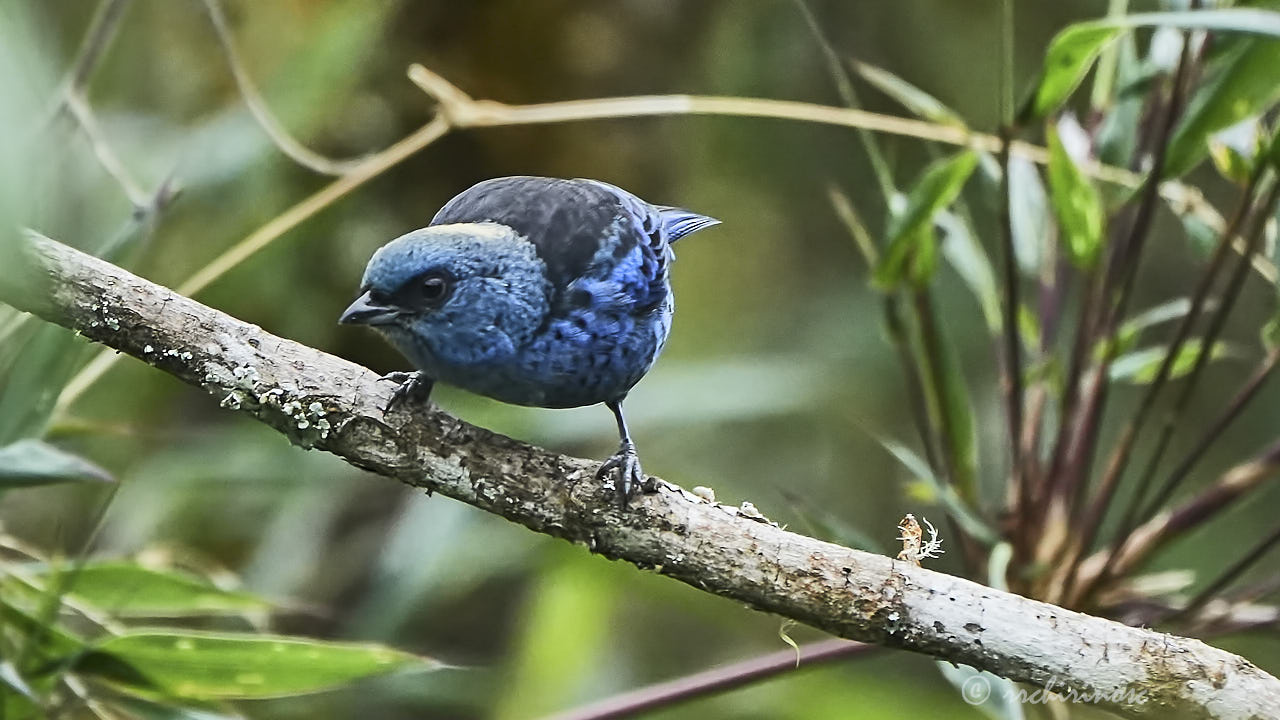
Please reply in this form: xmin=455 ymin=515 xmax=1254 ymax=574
xmin=340 ymin=223 xmax=551 ymax=366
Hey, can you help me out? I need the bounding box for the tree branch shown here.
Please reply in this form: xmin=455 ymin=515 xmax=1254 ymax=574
xmin=6 ymin=233 xmax=1280 ymax=720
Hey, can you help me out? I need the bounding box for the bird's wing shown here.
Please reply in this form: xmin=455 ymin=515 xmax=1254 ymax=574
xmin=431 ymin=177 xmax=716 ymax=312
xmin=430 ymin=177 xmax=657 ymax=305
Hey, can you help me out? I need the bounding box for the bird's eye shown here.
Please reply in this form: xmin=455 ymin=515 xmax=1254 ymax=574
xmin=417 ymin=272 xmax=453 ymax=306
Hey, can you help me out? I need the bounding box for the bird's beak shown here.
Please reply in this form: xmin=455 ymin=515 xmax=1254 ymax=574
xmin=339 ymin=291 xmax=398 ymax=326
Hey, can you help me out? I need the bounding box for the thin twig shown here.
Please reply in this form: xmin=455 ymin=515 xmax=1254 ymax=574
xmin=1083 ymin=184 xmax=1276 ymax=602
xmin=403 ymin=63 xmax=1229 ymax=214
xmin=909 ymin=290 xmax=984 ymax=574
xmin=62 ymin=84 xmax=149 ymax=208
xmin=791 ymin=0 xmax=896 ymax=200
xmin=1080 ymin=349 xmax=1280 ymax=603
xmin=1042 ymin=267 xmax=1102 ymax=513
xmin=997 ymin=128 xmax=1025 ymax=539
xmin=199 ymin=0 xmax=367 ymax=176
xmin=1171 ymin=523 xmax=1280 ymax=625
xmin=1072 ymin=167 xmax=1271 ymax=601
xmin=49 ymin=1 xmax=147 ymax=209
xmin=1129 ymin=179 xmax=1280 ymax=523
xmin=66 ymin=0 xmax=131 ymax=93
xmin=542 ymin=639 xmax=872 ymax=720
xmin=883 ymin=299 xmax=945 ymax=477
xmin=1053 ymin=33 xmax=1195 ymax=604
xmin=1076 ymin=440 xmax=1280 ymax=588
xmin=1090 ymin=0 xmax=1131 ymax=111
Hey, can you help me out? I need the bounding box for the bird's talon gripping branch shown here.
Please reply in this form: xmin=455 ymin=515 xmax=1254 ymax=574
xmin=380 ymin=370 xmax=433 ymax=410
xmin=595 ymin=439 xmax=646 ymax=504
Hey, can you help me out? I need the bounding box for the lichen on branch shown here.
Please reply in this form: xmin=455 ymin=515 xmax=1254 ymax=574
xmin=4 ymin=232 xmax=1278 ymax=720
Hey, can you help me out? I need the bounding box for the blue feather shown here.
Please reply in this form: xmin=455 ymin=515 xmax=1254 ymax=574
xmin=656 ymin=206 xmax=720 ymax=243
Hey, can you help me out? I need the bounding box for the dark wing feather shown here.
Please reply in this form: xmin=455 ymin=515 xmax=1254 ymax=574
xmin=430 ymin=177 xmax=645 ymax=291
xmin=431 ymin=177 xmax=717 ymax=312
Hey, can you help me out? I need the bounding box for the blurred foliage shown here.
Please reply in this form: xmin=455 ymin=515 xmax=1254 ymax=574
xmin=2 ymin=1 xmax=1280 ymax=719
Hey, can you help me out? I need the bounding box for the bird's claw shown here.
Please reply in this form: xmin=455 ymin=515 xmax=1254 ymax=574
xmin=379 ymin=371 xmax=433 ymax=411
xmin=596 ymin=440 xmax=649 ymax=505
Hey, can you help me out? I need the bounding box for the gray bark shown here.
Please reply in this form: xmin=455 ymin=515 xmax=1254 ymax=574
xmin=4 ymin=233 xmax=1278 ymax=720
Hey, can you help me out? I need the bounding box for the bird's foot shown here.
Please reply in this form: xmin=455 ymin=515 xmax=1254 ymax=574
xmin=378 ymin=371 xmax=433 ymax=411
xmin=595 ymin=440 xmax=650 ymax=505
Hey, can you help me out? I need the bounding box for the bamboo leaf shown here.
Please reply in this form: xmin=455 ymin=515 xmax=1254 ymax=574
xmin=0 ymin=439 xmax=112 ymax=487
xmin=0 ymin=661 xmax=38 ymax=702
xmin=1030 ymin=9 xmax=1280 ymax=119
xmin=875 ymin=436 xmax=998 ymax=545
xmin=928 ymin=323 xmax=981 ymax=509
xmin=1115 ymin=298 xmax=1200 ymax=353
xmin=1046 ymin=121 xmax=1104 ymax=269
xmin=937 ymin=210 xmax=1001 ymax=331
xmin=887 ymin=151 xmax=980 ymax=240
xmin=79 ymin=631 xmax=443 ymax=700
xmin=103 ymin=696 xmax=245 ymax=720
xmin=851 ymin=61 xmax=966 ymax=127
xmin=1262 ymin=307 xmax=1280 ymax=353
xmin=875 ymin=152 xmax=979 ymax=289
xmin=0 ymin=325 xmax=85 ymax=445
xmin=0 ymin=594 xmax=85 ymax=658
xmin=1165 ymin=39 xmax=1280 ymax=178
xmin=28 ymin=562 xmax=272 ymax=618
xmin=1007 ymin=156 xmax=1050 ymax=275
xmin=1110 ymin=340 xmax=1232 ymax=384
xmin=1033 ymin=24 xmax=1123 ymax=119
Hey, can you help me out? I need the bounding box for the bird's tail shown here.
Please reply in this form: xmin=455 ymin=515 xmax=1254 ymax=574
xmin=656 ymin=207 xmax=721 ymax=243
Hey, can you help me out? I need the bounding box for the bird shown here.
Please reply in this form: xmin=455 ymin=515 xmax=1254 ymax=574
xmin=339 ymin=176 xmax=719 ymax=501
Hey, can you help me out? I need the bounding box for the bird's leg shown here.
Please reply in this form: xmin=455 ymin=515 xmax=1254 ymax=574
xmin=378 ymin=371 xmax=434 ymax=410
xmin=595 ymin=398 xmax=649 ymax=504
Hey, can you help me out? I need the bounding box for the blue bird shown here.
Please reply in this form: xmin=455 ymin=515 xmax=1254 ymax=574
xmin=339 ymin=176 xmax=718 ymax=500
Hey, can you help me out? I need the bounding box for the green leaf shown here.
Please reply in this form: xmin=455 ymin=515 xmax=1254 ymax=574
xmin=1109 ymin=340 xmax=1231 ymax=384
xmin=1096 ymin=36 xmax=1148 ymax=166
xmin=80 ymin=631 xmax=442 ymax=700
xmin=1262 ymin=307 xmax=1280 ymax=352
xmin=103 ymin=696 xmax=245 ymax=720
xmin=936 ymin=210 xmax=1001 ymax=332
xmin=0 ymin=661 xmax=38 ymax=702
xmin=0 ymin=594 xmax=86 ymax=658
xmin=1115 ymin=298 xmax=1198 ymax=354
xmin=911 ymin=296 xmax=982 ymax=509
xmin=1007 ymin=156 xmax=1050 ymax=275
xmin=0 ymin=439 xmax=112 ymax=487
xmin=783 ymin=493 xmax=886 ymax=553
xmin=851 ymin=61 xmax=966 ymax=127
xmin=0 ymin=324 xmax=85 ymax=445
xmin=1031 ymin=9 xmax=1280 ymax=119
xmin=1165 ymin=39 xmax=1280 ymax=178
xmin=1209 ymin=137 xmax=1258 ymax=186
xmin=887 ymin=151 xmax=980 ymax=240
xmin=1033 ymin=24 xmax=1123 ymax=119
xmin=1046 ymin=122 xmax=1104 ymax=268
xmin=875 ymin=152 xmax=979 ymax=289
xmin=29 ymin=562 xmax=271 ymax=618
xmin=874 ymin=227 xmax=933 ymax=289
xmin=1179 ymin=208 xmax=1222 ymax=257
xmin=875 ymin=436 xmax=998 ymax=545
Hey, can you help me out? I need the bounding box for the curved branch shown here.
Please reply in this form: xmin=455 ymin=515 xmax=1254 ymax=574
xmin=7 ymin=233 xmax=1280 ymax=720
